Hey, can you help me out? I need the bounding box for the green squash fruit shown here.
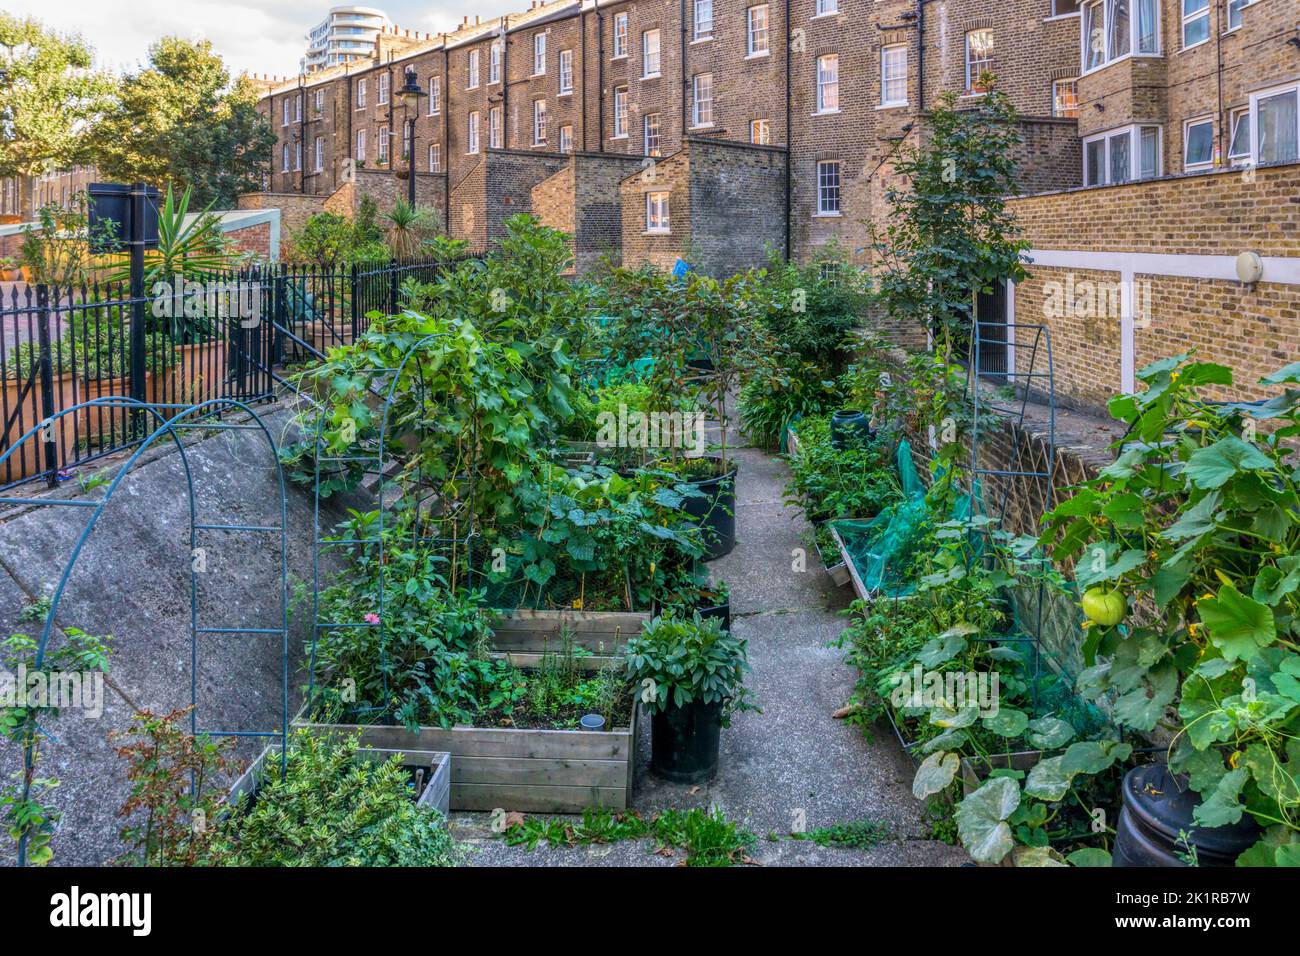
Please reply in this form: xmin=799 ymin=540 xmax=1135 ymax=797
xmin=1081 ymin=587 xmax=1126 ymax=627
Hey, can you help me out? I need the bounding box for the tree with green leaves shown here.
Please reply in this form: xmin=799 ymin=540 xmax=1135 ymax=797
xmin=88 ymin=38 xmax=274 ymax=207
xmin=870 ymin=78 xmax=1028 ymax=369
xmin=0 ymin=13 xmax=114 ymax=210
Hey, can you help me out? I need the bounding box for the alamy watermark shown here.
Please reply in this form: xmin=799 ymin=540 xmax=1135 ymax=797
xmin=890 ymin=664 xmax=1000 ymax=717
xmin=0 ymin=665 xmax=105 ymax=719
xmin=151 ymin=279 xmax=262 ymax=328
xmin=1041 ymin=273 xmax=1152 ymax=329
xmin=595 ymin=403 xmax=707 ymax=456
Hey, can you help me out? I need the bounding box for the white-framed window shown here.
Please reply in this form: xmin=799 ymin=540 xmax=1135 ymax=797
xmin=692 ymin=73 xmax=713 ymax=126
xmin=965 ymin=30 xmax=993 ymax=92
xmin=747 ymin=6 xmax=769 ymax=56
xmin=816 ymin=54 xmax=839 ymax=112
xmin=295 ymin=93 xmax=302 ymax=121
xmin=560 ymin=125 xmax=573 ymax=153
xmin=646 ymin=191 xmax=670 ymax=233
xmin=281 ymin=143 xmax=289 ymax=171
xmin=694 ymin=0 xmax=713 ymax=39
xmin=643 ymin=30 xmax=661 ymax=77
xmin=356 ymin=78 xmax=367 ymax=109
xmin=559 ymin=49 xmax=574 ymax=93
xmin=377 ymin=126 xmax=388 ymax=164
xmin=613 ymin=13 xmax=628 ymax=57
xmin=880 ymin=44 xmax=907 ymax=106
xmin=815 ymin=0 xmax=837 ymax=15
xmin=294 ymin=139 xmax=302 ymax=170
xmin=490 ymin=105 xmax=503 ymax=148
xmin=467 ymin=111 xmax=480 ymax=153
xmin=313 ymin=136 xmax=324 ymax=171
xmin=490 ymin=42 xmax=501 ymax=83
xmin=533 ymin=99 xmax=548 ymax=146
xmin=1083 ymin=124 xmax=1161 ymax=185
xmin=429 ymin=75 xmax=441 ymax=113
xmin=1227 ymin=107 xmax=1251 ymax=164
xmin=1181 ymin=0 xmax=1210 ymax=49
xmin=1227 ymin=0 xmax=1253 ymax=30
xmin=377 ymin=72 xmax=389 ymax=105
xmin=751 ymin=118 xmax=770 ymax=144
xmin=644 ymin=113 xmax=662 ymax=155
xmin=613 ymin=87 xmax=629 ymax=138
xmin=1183 ymin=116 xmax=1214 ymax=169
xmin=314 ymin=89 xmax=324 ymax=111
xmin=468 ymin=49 xmax=480 ymax=89
xmin=282 ymin=98 xmax=290 ymax=126
xmin=816 ymin=160 xmax=841 ymax=215
xmin=1250 ymin=83 xmax=1299 ymax=166
xmin=534 ymin=33 xmax=547 ymax=75
xmin=1053 ymin=78 xmax=1079 ymax=117
xmin=356 ymin=129 xmax=366 ymax=160
xmin=428 ymin=142 xmax=441 ymax=172
xmin=1082 ymin=0 xmax=1158 ymax=73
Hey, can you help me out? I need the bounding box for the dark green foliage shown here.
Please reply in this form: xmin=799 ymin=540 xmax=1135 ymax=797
xmin=625 ymin=612 xmax=758 ymax=723
xmin=503 ymin=805 xmax=757 ymax=866
xmin=784 ymin=414 xmax=901 ymax=522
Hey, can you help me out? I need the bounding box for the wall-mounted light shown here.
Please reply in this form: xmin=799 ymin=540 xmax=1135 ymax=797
xmin=1236 ymin=250 xmax=1264 ymax=285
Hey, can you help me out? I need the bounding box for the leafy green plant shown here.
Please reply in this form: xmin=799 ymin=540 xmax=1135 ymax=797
xmin=383 ymin=197 xmax=442 ymax=259
xmin=208 ymin=729 xmax=462 ymax=867
xmin=788 ymin=818 xmax=894 ymax=849
xmin=1040 ymin=353 xmax=1300 ymax=866
xmin=503 ymin=805 xmax=757 ymax=866
xmin=626 ymin=612 xmax=758 ymax=723
xmin=785 ymin=414 xmax=901 ymax=522
xmin=1 ymin=626 xmax=111 ymax=866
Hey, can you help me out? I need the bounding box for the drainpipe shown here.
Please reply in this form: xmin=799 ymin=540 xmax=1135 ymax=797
xmin=916 ymin=0 xmax=925 ymax=113
xmin=298 ymin=75 xmax=306 ymax=194
xmin=345 ymin=63 xmax=353 ymax=195
xmin=442 ymin=36 xmax=450 ymax=222
xmin=596 ymin=0 xmax=605 ymax=150
xmin=680 ymin=0 xmax=688 ymax=139
xmin=1214 ymin=0 xmax=1224 ymax=163
xmin=581 ymin=3 xmax=589 ymax=150
xmin=502 ymin=16 xmax=510 ymax=147
xmin=783 ymin=0 xmax=791 ymax=262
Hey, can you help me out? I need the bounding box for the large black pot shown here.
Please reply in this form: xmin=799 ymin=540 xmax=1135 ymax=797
xmin=678 ymin=456 xmax=737 ymax=560
xmin=650 ymin=697 xmax=723 ymax=784
xmin=652 ymin=594 xmax=731 ymax=633
xmin=1113 ymin=764 xmax=1261 ymax=867
xmin=830 ymin=409 xmax=875 ymax=450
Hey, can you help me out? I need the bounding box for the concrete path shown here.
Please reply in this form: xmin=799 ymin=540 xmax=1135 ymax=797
xmin=457 ymin=443 xmax=968 ymax=866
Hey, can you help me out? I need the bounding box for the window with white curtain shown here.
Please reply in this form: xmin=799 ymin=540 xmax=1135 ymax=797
xmin=1252 ymin=84 xmax=1299 ymax=165
xmin=881 ymin=44 xmax=907 ymax=106
xmin=1083 ymin=0 xmax=1158 ymax=72
xmin=1083 ymin=124 xmax=1161 ymax=185
xmin=816 ymin=55 xmax=839 ymax=112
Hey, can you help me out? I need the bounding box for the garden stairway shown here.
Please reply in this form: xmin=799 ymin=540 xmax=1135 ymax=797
xmin=457 ymin=442 xmax=969 ymax=866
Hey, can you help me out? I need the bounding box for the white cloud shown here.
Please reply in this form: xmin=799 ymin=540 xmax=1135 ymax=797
xmin=9 ymin=0 xmax=517 ymax=77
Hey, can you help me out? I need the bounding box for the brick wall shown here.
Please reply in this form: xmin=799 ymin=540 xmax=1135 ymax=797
xmin=687 ymin=137 xmax=788 ymax=274
xmin=236 ymin=192 xmax=329 ymax=241
xmin=484 ymin=148 xmax=573 ymax=246
xmin=620 ymin=145 xmax=690 ymax=269
xmin=1008 ymin=160 xmax=1300 ymax=413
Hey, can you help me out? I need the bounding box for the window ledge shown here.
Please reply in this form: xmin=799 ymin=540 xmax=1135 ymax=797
xmin=812 ymin=212 xmax=842 ymax=218
xmin=644 ymin=229 xmax=672 ymax=236
xmin=877 ymin=101 xmax=908 ymax=110
xmin=691 ymin=35 xmax=714 ymax=44
xmin=813 ymin=109 xmax=842 ymax=116
xmin=610 ymin=134 xmax=629 ymax=140
xmin=1042 ymin=11 xmax=1082 ymax=21
xmin=745 ymin=51 xmax=770 ymax=60
xmin=689 ymin=123 xmax=715 ymax=130
xmin=558 ymin=90 xmax=574 ymax=97
xmin=1178 ymin=38 xmax=1211 ymax=54
xmin=642 ymin=73 xmax=662 ymax=80
xmin=810 ymin=12 xmax=839 ymax=20
xmin=610 ymin=54 xmax=628 ymax=61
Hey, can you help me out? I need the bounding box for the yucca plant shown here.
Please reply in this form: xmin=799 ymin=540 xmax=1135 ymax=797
xmin=383 ymin=198 xmax=441 ymax=261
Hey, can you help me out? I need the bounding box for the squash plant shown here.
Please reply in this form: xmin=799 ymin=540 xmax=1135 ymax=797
xmin=1040 ymin=354 xmax=1300 ymax=866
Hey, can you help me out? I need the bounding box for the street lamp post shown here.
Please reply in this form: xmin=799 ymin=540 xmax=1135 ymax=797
xmin=395 ymin=68 xmax=425 ymax=209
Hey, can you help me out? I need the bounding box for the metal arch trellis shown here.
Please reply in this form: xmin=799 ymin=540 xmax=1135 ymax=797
xmin=0 ymin=396 xmax=291 ymax=866
xmin=307 ymin=332 xmax=479 ymax=721
xmin=965 ymin=318 xmax=1057 ymax=722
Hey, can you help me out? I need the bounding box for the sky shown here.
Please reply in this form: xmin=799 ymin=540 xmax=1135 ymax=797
xmin=5 ymin=0 xmax=506 ymax=77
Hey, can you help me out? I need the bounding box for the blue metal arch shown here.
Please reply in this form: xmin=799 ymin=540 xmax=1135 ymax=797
xmin=0 ymin=396 xmax=290 ymax=865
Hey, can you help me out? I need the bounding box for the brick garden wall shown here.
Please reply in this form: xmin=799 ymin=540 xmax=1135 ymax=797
xmin=686 ymin=137 xmax=788 ymax=275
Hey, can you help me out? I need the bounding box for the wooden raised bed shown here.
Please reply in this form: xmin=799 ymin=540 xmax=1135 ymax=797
xmin=229 ymin=745 xmax=452 ymax=817
xmin=300 ymin=609 xmax=648 ymax=813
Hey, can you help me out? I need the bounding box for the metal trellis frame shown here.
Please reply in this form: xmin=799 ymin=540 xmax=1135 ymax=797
xmin=0 ymin=396 xmax=290 ymax=865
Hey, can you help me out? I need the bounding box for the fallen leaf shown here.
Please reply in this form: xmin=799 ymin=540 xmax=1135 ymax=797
xmin=832 ymin=704 xmax=861 ymax=719
xmin=503 ymin=811 xmax=526 ymax=829
xmin=689 ymin=785 xmax=702 ymax=795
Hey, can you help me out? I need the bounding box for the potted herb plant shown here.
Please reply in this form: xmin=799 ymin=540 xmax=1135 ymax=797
xmin=626 ymin=611 xmax=757 ymax=784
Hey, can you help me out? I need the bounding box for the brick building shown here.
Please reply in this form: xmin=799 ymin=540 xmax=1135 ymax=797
xmin=254 ymin=0 xmax=1297 ymax=273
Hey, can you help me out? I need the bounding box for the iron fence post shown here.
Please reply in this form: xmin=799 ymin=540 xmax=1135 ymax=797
xmin=350 ymin=263 xmax=360 ymax=341
xmin=35 ymin=284 xmax=57 ymax=487
xmin=128 ymin=183 xmax=147 ymax=437
xmin=389 ymin=263 xmax=399 ymax=316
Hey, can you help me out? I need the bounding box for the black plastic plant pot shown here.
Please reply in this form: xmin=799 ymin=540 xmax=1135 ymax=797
xmin=695 ymin=596 xmax=731 ymax=633
xmin=650 ymin=697 xmax=723 ymax=784
xmin=679 ymin=456 xmax=737 ymax=560
xmin=830 ymin=409 xmax=875 ymax=450
xmin=1112 ymin=763 xmax=1261 ymax=867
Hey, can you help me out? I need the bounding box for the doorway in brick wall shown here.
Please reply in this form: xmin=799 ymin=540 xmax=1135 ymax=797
xmin=969 ymin=279 xmax=1009 ymax=383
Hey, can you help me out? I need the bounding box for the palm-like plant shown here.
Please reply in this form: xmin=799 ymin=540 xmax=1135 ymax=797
xmin=383 ymin=198 xmax=441 ymax=261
